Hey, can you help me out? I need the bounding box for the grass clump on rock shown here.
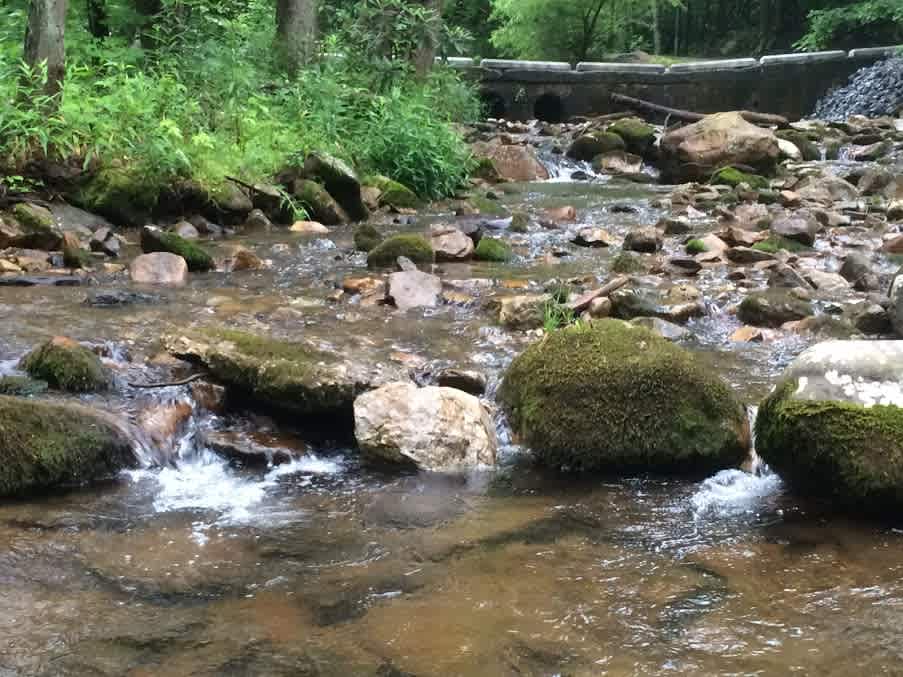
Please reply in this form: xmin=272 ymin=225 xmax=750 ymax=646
xmin=0 ymin=396 xmax=135 ymax=496
xmin=20 ymin=337 xmax=110 ymax=393
xmin=474 ymin=237 xmax=513 ymax=262
xmin=367 ymin=234 xmax=433 ymax=268
xmin=141 ymin=226 xmax=215 ymax=272
xmin=498 ymin=319 xmax=749 ymax=473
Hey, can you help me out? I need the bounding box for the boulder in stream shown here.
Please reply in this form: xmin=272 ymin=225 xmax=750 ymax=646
xmin=130 ymin=252 xmax=189 ymax=286
xmin=367 ymin=234 xmax=434 ymax=269
xmin=354 ymin=382 xmax=497 ymax=471
xmin=471 ymin=143 xmax=550 ymax=182
xmin=163 ymin=327 xmax=402 ymax=419
xmin=20 ymin=336 xmax=111 ymax=393
xmin=498 ymin=319 xmax=749 ymax=473
xmin=140 ymin=226 xmax=215 ymax=272
xmin=756 ymin=340 xmax=903 ymax=511
xmin=0 ymin=395 xmax=136 ymax=496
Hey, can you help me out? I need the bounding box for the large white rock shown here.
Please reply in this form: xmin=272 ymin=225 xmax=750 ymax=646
xmin=130 ymin=252 xmax=188 ymax=286
xmin=386 ymin=270 xmax=442 ymax=311
xmin=354 ymin=382 xmax=498 ymax=471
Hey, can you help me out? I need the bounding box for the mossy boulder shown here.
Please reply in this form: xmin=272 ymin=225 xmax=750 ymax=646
xmin=566 ymin=132 xmax=626 ymax=162
xmin=0 ymin=396 xmax=136 ymax=496
xmin=302 ymin=153 xmax=369 ymax=222
xmin=686 ymin=238 xmax=707 ymax=255
xmin=20 ymin=337 xmax=111 ymax=393
xmin=608 ymin=118 xmax=657 ymax=156
xmin=756 ymin=340 xmax=903 ymax=511
xmin=11 ymin=203 xmax=62 ymax=250
xmin=710 ymin=166 xmax=770 ymax=190
xmin=141 ymin=226 xmax=214 ymax=272
xmin=77 ymin=167 xmax=158 ymax=228
xmin=365 ymin=175 xmax=419 ymax=210
xmin=163 ymin=327 xmax=402 ymax=418
xmin=738 ymin=289 xmax=813 ymax=328
xmin=292 ymin=179 xmax=349 ymax=225
xmin=367 ymin=234 xmax=434 ymax=269
xmin=499 ymin=319 xmax=749 ymax=473
xmin=354 ymin=224 xmax=384 ymax=252
xmin=474 ymin=237 xmax=513 ymax=262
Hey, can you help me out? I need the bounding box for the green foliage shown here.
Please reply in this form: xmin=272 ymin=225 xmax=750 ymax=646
xmin=751 ymin=236 xmax=811 ymax=254
xmin=0 ymin=1 xmax=479 ymax=204
xmin=541 ymin=299 xmax=575 ymax=333
xmin=796 ymin=0 xmax=903 ymax=51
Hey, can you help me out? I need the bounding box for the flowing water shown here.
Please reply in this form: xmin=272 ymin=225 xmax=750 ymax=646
xmin=2 ymin=163 xmax=903 ymax=675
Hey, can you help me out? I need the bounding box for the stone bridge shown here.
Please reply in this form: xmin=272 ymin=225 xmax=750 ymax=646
xmin=442 ymin=47 xmax=901 ymax=122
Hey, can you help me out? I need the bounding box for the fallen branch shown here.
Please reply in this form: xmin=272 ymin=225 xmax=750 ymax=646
xmin=128 ymin=373 xmax=204 ymax=389
xmin=610 ymin=93 xmax=789 ymax=129
xmin=568 ymin=275 xmax=630 ymax=314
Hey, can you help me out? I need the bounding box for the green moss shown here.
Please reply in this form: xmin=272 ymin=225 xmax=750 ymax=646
xmin=498 ymin=319 xmax=748 ymax=473
xmin=608 ymin=118 xmax=657 ymax=156
xmin=0 ymin=396 xmax=135 ymax=497
xmin=474 ymin=237 xmax=513 ymax=262
xmin=78 ymin=167 xmax=159 ymax=227
xmin=756 ymin=380 xmax=903 ymax=509
xmin=11 ymin=203 xmax=61 ymax=249
xmin=710 ymin=166 xmax=770 ymax=190
xmin=365 ymin=175 xmax=419 ymax=209
xmin=293 ymin=179 xmax=347 ymax=225
xmin=751 ymin=236 xmax=810 ymax=254
xmin=354 ymin=223 xmax=383 ymax=252
xmin=0 ymin=376 xmax=48 ymax=397
xmin=170 ymin=328 xmax=354 ymax=417
xmin=468 ymin=195 xmax=508 ymax=217
xmin=509 ymin=211 xmax=530 ymax=233
xmin=686 ymin=238 xmax=707 ymax=255
xmin=610 ymin=251 xmax=645 ymax=274
xmin=20 ymin=338 xmax=111 ymax=393
xmin=141 ymin=227 xmax=215 ymax=272
xmin=366 ymin=234 xmax=434 ymax=268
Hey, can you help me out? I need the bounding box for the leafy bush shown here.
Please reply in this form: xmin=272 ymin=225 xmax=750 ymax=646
xmin=796 ymin=0 xmax=903 ymax=51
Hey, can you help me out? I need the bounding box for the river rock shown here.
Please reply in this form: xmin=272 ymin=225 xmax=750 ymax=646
xmin=386 ymin=270 xmax=442 ymax=311
xmin=290 ymin=220 xmax=330 ymax=235
xmin=608 ymin=117 xmax=657 ymax=156
xmin=223 ymin=245 xmax=264 ymax=272
xmin=138 ymin=401 xmax=193 ymax=455
xmin=302 ymin=153 xmax=369 ymax=222
xmin=566 ymin=132 xmax=625 ymax=162
xmin=354 ymin=382 xmax=497 ymax=471
xmin=499 ymin=319 xmax=749 ymax=472
xmin=768 ymin=263 xmax=812 ymax=289
xmin=140 ymin=226 xmax=214 ymax=272
xmin=805 ymin=269 xmax=852 ymax=296
xmin=611 ymin=287 xmax=704 ymax=323
xmin=756 ymin=340 xmax=903 ymax=510
xmin=90 ymin=227 xmax=121 ymax=257
xmin=498 ymin=294 xmax=549 ymax=330
xmin=738 ymin=289 xmax=813 ymax=327
xmin=431 ymin=225 xmax=474 ymax=262
xmin=472 ymin=143 xmax=550 ymax=182
xmin=592 ymin=150 xmax=643 ymax=175
xmin=771 ymin=213 xmax=821 ymax=246
xmin=291 ymin=179 xmax=350 ymax=226
xmin=20 ymin=336 xmax=111 ymax=393
xmin=367 ymin=235 xmax=434 ymax=269
xmin=624 ymin=226 xmax=663 ymax=253
xmin=794 ymin=174 xmax=859 ymax=203
xmin=659 ymin=112 xmax=780 ymax=182
xmin=436 ymin=368 xmax=488 ymax=396
xmin=163 ymin=328 xmax=401 ymax=417
xmin=0 ymin=396 xmax=137 ymax=496
xmin=573 ymin=227 xmax=616 ymax=248
xmin=11 ymin=202 xmax=62 ymax=250
xmin=891 ymin=270 xmax=903 ymax=338
xmin=726 ymin=246 xmax=775 ymax=264
xmin=130 ymin=252 xmax=189 ymax=286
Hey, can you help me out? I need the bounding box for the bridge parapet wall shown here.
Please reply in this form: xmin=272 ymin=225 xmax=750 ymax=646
xmin=452 ymin=46 xmax=902 ymax=121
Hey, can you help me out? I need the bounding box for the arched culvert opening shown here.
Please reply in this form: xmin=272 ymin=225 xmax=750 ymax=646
xmin=534 ymin=93 xmax=564 ymax=123
xmin=480 ymin=91 xmax=507 ymax=120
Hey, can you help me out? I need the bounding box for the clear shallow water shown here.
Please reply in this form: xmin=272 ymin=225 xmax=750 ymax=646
xmin=2 ymin=175 xmax=903 ymax=675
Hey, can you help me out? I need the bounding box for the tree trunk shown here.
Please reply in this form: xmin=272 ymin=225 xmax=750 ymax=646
xmin=276 ymin=0 xmax=317 ymax=75
xmin=652 ymin=0 xmax=661 ymax=55
xmin=24 ymin=0 xmax=68 ymax=97
xmin=86 ymin=0 xmax=108 ymax=38
xmin=413 ymin=0 xmax=442 ymax=79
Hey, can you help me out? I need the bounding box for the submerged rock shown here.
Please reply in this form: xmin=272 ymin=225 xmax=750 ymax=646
xmin=738 ymin=289 xmax=813 ymax=327
xmin=0 ymin=396 xmax=136 ymax=496
xmin=498 ymin=319 xmax=749 ymax=473
xmin=756 ymin=340 xmax=903 ymax=510
xmin=354 ymin=382 xmax=497 ymax=471
xmin=163 ymin=328 xmax=401 ymax=418
xmin=20 ymin=336 xmax=111 ymax=393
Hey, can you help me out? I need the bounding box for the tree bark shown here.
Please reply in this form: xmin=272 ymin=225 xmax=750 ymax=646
xmin=276 ymin=0 xmax=317 ymax=75
xmin=413 ymin=0 xmax=442 ymax=79
xmin=651 ymin=0 xmax=661 ymax=55
xmin=24 ymin=0 xmax=68 ymax=97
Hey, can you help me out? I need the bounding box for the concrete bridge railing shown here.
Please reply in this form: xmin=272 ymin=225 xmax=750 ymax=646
xmin=440 ymin=46 xmax=902 ymax=122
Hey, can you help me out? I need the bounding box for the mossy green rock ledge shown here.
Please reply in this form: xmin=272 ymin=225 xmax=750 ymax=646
xmin=141 ymin=226 xmax=215 ymax=272
xmin=756 ymin=340 xmax=903 ymax=511
xmin=163 ymin=327 xmax=403 ymax=418
xmin=498 ymin=319 xmax=749 ymax=473
xmin=21 ymin=336 xmax=111 ymax=393
xmin=0 ymin=396 xmax=136 ymax=496
xmin=367 ymin=235 xmax=434 ymax=269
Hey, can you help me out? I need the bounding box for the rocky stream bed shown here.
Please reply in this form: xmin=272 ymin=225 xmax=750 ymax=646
xmin=2 ymin=79 xmax=903 ymax=674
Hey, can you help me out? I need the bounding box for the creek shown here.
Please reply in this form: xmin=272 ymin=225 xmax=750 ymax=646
xmin=2 ymin=146 xmax=903 ymax=676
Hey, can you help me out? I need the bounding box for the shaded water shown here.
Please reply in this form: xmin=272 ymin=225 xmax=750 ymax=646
xmin=2 ymin=174 xmax=903 ymax=675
